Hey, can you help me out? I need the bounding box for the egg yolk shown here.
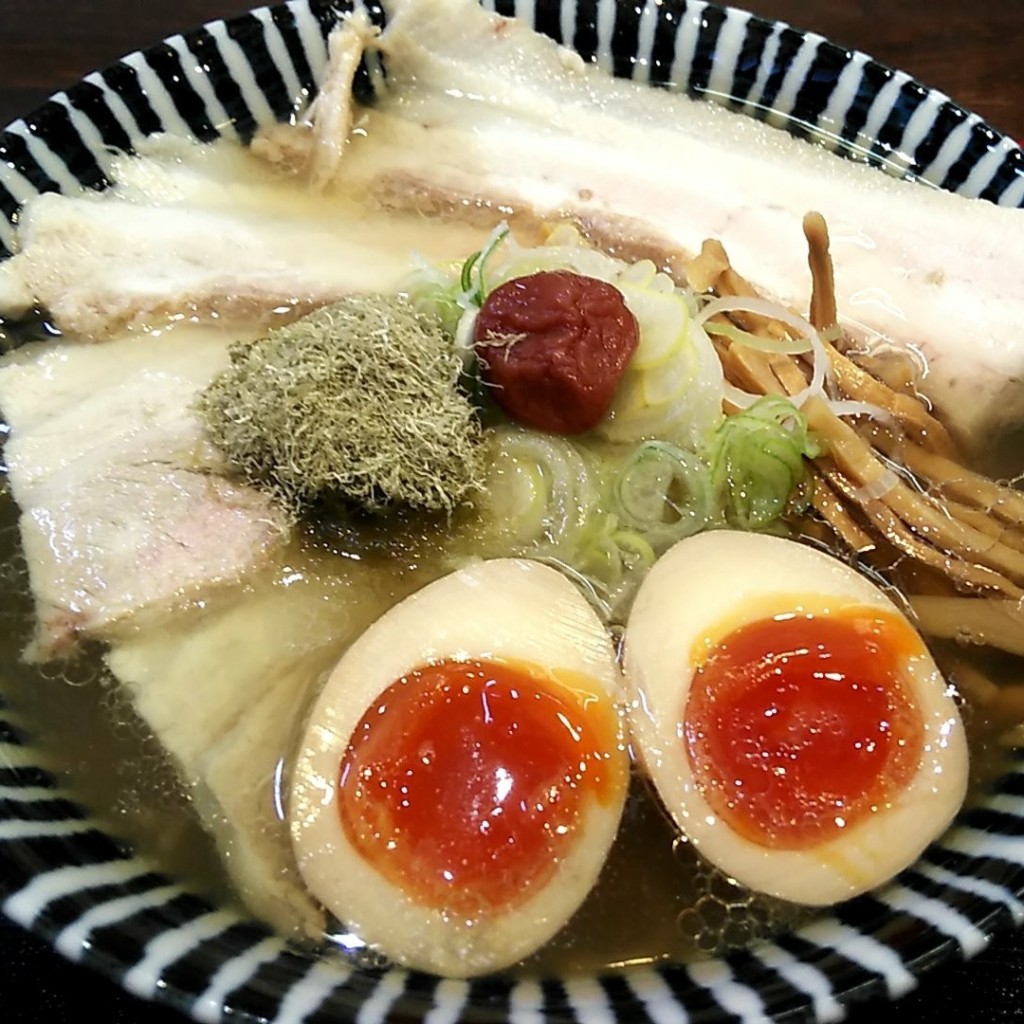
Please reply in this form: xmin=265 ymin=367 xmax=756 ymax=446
xmin=683 ymin=609 xmax=925 ymax=850
xmin=338 ymin=658 xmax=622 ymax=916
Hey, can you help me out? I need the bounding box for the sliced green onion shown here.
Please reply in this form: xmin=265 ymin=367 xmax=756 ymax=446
xmin=459 ymin=249 xmax=480 ymax=296
xmin=694 ymin=294 xmax=817 ymax=348
xmin=460 ymin=222 xmax=511 ymax=306
xmin=485 ymin=427 xmax=600 ymax=551
xmin=614 ymin=440 xmax=713 ymax=548
xmin=708 ymin=396 xmax=821 ymax=530
xmin=403 ymin=257 xmax=466 ymax=337
xmin=696 ymin=293 xmax=834 ymax=410
xmin=703 ymin=318 xmax=814 ymax=355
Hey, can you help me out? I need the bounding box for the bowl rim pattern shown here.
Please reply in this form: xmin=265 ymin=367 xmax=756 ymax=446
xmin=1 ymin=1 xmax=1023 ymax=1022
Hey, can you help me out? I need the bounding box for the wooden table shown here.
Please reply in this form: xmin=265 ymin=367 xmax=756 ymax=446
xmin=0 ymin=2 xmax=1022 ymax=1023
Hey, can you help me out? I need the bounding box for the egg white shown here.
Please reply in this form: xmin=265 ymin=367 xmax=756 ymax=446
xmin=625 ymin=530 xmax=968 ymax=906
xmin=289 ymin=557 xmax=627 ymax=976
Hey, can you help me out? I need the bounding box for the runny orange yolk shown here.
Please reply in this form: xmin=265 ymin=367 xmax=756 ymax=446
xmin=683 ymin=608 xmax=925 ymax=850
xmin=338 ymin=658 xmax=622 ymax=916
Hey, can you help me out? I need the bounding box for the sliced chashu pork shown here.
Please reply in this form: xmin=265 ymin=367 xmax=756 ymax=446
xmin=0 ymin=328 xmax=289 ymax=657
xmin=0 ymin=12 xmax=379 ymax=342
xmin=105 ymin=554 xmax=403 ymax=939
xmin=4 ymin=0 xmax=1021 ymax=443
xmin=0 ymin=133 xmax=487 ymax=343
xmin=322 ymin=0 xmax=1024 ymax=451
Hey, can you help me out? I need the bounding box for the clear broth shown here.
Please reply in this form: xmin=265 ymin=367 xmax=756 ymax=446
xmin=0 ymin=138 xmax=1014 ymax=979
xmin=0 ymin=461 xmax=817 ymax=972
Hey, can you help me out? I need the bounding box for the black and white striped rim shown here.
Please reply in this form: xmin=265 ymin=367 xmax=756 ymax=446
xmin=1 ymin=1 xmax=1023 ymax=1021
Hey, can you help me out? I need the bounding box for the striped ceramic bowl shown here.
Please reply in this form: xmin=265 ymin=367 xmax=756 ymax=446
xmin=1 ymin=1 xmax=1023 ymax=1021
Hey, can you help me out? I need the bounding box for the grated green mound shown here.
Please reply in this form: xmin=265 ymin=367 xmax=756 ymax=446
xmin=196 ymin=295 xmax=485 ymax=514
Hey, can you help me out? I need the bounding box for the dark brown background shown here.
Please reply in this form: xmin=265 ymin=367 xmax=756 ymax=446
xmin=0 ymin=1 xmax=1023 ymax=1023
xmin=0 ymin=0 xmax=1022 ymax=139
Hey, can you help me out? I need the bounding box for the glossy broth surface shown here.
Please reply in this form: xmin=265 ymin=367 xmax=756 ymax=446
xmin=0 ymin=140 xmax=1013 ymax=978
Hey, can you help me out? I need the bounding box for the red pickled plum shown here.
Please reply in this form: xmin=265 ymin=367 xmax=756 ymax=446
xmin=473 ymin=270 xmax=639 ymax=434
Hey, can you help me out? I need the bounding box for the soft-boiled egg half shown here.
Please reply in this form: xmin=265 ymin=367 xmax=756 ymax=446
xmin=289 ymin=558 xmax=628 ymax=976
xmin=625 ymin=530 xmax=967 ymax=906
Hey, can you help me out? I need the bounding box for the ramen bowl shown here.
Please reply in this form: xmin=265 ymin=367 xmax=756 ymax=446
xmin=1 ymin=1 xmax=1024 ymax=1021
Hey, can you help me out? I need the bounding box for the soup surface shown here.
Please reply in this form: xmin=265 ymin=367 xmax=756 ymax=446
xmin=0 ymin=4 xmax=1021 ymax=976
xmin=0 ymin=467 xmax=814 ymax=971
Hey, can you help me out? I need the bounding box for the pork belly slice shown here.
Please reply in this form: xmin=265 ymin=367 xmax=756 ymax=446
xmin=0 ymin=138 xmax=486 ymax=341
xmin=105 ymin=551 xmax=414 ymax=939
xmin=0 ymin=195 xmax=346 ymax=342
xmin=0 ymin=328 xmax=289 ymax=657
xmin=330 ymin=0 xmax=1024 ymax=450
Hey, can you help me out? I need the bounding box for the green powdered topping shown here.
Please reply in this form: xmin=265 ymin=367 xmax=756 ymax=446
xmin=196 ymin=295 xmax=485 ymax=514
